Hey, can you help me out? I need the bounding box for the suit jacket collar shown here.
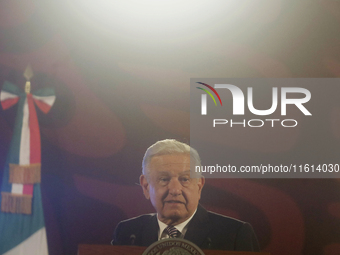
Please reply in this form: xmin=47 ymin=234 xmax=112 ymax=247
xmin=184 ymin=204 xmax=212 ymax=247
xmin=141 ymin=214 xmax=159 ymax=246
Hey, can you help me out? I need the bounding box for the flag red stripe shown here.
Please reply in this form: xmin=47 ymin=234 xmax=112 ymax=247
xmin=27 ymin=94 xmax=41 ymax=164
xmin=33 ymin=98 xmax=52 ymax=114
xmin=1 ymin=97 xmax=19 ymax=109
xmin=23 ymin=184 xmax=34 ymax=195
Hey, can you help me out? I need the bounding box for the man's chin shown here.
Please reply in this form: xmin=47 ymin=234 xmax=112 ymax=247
xmin=162 ymin=210 xmax=188 ymax=222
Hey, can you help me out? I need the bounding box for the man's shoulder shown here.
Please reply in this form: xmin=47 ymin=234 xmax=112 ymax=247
xmin=118 ymin=213 xmax=156 ymax=227
xmin=192 ymin=207 xmax=260 ymax=251
xmin=195 ymin=205 xmax=251 ymax=232
xmin=113 ymin=213 xmax=157 ymax=245
xmin=197 ymin=205 xmax=245 ymax=225
xmin=206 ymin=210 xmax=245 ymax=226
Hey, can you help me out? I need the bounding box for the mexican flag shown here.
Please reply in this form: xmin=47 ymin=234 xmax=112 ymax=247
xmin=0 ymin=81 xmax=55 ymax=255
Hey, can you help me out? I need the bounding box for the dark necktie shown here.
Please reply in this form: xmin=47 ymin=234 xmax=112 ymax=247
xmin=165 ymin=225 xmax=180 ymax=238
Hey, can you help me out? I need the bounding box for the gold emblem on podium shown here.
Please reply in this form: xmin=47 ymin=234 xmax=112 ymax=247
xmin=142 ymin=238 xmax=205 ymax=255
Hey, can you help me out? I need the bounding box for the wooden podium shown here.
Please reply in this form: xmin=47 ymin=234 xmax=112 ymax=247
xmin=78 ymin=244 xmax=270 ymax=255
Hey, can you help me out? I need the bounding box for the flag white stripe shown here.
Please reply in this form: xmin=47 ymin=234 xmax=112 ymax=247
xmin=32 ymin=95 xmax=56 ymax=107
xmin=0 ymin=91 xmax=18 ymax=101
xmin=19 ymin=98 xmax=30 ymax=165
xmin=11 ymin=183 xmax=24 ymax=194
xmin=4 ymin=228 xmax=48 ymax=255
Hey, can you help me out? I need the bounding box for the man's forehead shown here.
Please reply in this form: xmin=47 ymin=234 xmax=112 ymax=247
xmin=155 ymin=170 xmax=191 ymax=176
xmin=149 ymin=154 xmax=191 ymax=166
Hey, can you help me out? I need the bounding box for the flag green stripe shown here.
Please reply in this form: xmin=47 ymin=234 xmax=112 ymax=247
xmin=0 ymin=95 xmax=25 ymax=193
xmin=0 ymin=184 xmax=46 ymax=253
xmin=2 ymin=81 xmax=23 ymax=96
xmin=33 ymin=88 xmax=55 ymax=97
xmin=8 ymin=95 xmax=26 ymax=165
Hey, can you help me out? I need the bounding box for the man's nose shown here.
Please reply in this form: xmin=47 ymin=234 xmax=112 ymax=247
xmin=168 ymin=178 xmax=182 ymax=196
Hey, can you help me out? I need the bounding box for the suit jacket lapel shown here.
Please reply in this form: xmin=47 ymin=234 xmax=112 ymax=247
xmin=141 ymin=214 xmax=159 ymax=246
xmin=184 ymin=204 xmax=212 ymax=247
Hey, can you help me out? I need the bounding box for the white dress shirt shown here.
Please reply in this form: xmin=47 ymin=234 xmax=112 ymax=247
xmin=157 ymin=209 xmax=197 ymax=240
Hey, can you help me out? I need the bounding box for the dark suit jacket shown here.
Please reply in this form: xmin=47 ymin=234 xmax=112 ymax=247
xmin=112 ymin=205 xmax=260 ymax=251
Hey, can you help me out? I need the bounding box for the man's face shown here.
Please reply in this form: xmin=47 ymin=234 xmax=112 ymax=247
xmin=140 ymin=153 xmax=204 ymax=225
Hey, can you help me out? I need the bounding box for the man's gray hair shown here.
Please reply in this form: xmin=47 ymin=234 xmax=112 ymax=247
xmin=142 ymin=139 xmax=201 ymax=176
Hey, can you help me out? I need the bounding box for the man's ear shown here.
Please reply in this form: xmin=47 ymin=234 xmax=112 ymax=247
xmin=197 ymin=177 xmax=205 ymax=199
xmin=140 ymin=175 xmax=150 ymax=200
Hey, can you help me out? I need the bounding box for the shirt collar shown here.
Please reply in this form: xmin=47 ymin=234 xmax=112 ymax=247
xmin=157 ymin=209 xmax=197 ymax=240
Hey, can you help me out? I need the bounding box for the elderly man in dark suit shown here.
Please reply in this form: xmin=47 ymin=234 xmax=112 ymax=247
xmin=112 ymin=139 xmax=260 ymax=251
